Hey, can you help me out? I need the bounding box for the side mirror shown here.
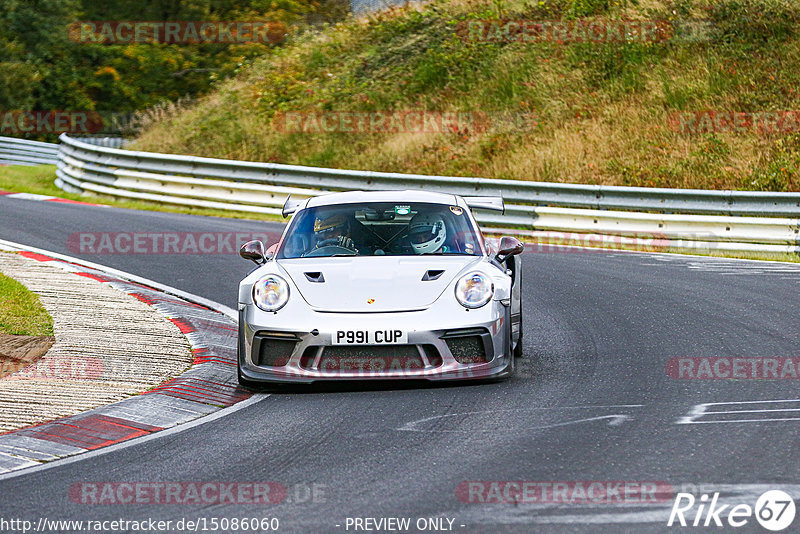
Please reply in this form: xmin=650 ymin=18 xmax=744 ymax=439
xmin=239 ymin=240 xmax=266 ymax=264
xmin=496 ymin=236 xmax=524 ymax=263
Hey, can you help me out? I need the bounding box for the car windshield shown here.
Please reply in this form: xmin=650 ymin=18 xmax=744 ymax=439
xmin=277 ymin=202 xmax=483 ymax=259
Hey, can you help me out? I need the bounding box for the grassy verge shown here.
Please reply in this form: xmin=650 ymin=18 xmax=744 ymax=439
xmin=0 ymin=265 xmax=53 ymax=336
xmin=483 ymin=230 xmax=800 ymax=263
xmin=130 ymin=0 xmax=800 ymax=192
xmin=0 ymin=164 xmax=282 ymax=222
xmin=663 ymin=248 xmax=800 ymax=263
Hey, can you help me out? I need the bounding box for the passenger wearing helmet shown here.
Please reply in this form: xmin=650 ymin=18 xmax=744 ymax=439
xmin=312 ymin=212 xmax=357 ymax=252
xmin=408 ymin=212 xmax=449 ymax=254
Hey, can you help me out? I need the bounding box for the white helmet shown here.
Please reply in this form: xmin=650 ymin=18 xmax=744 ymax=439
xmin=409 ymin=212 xmax=446 ymax=254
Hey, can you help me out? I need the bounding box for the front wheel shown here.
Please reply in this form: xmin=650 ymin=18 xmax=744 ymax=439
xmin=510 ymin=254 xmax=524 ymax=359
xmin=502 ymin=319 xmax=516 ymax=379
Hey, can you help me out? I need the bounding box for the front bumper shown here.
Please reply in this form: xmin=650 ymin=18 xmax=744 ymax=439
xmin=238 ymin=304 xmax=513 ymax=384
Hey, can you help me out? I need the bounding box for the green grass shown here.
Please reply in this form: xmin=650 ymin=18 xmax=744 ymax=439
xmin=0 ymin=267 xmax=53 ymax=336
xmin=0 ymin=165 xmax=75 ymax=199
xmin=0 ymin=164 xmax=283 ymax=222
xmin=127 ymin=0 xmax=800 ymax=192
xmin=482 ymin=230 xmax=800 ymax=263
xmin=664 ymin=248 xmax=800 ymax=263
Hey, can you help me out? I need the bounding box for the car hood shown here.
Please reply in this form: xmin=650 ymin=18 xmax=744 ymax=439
xmin=277 ymin=256 xmax=483 ymax=312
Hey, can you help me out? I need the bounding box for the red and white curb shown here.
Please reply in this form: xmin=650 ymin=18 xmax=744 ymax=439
xmin=0 ymin=189 xmax=106 ymax=207
xmin=0 ymin=241 xmax=258 ymax=475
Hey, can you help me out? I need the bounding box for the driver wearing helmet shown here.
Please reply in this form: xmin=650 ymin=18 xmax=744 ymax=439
xmin=312 ymin=212 xmax=357 ymax=252
xmin=408 ymin=212 xmax=449 ymax=254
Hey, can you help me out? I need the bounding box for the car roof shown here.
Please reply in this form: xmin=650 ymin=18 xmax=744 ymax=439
xmin=304 ymin=190 xmax=460 ymax=208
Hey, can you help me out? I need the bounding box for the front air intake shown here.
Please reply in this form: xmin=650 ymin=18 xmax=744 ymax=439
xmin=253 ymin=332 xmax=299 ymax=367
xmin=422 ymin=270 xmax=445 ymax=281
xmin=442 ymin=328 xmax=492 ymax=364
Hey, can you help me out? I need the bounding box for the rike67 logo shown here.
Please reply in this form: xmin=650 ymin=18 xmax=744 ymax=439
xmin=668 ymin=490 xmax=796 ymax=531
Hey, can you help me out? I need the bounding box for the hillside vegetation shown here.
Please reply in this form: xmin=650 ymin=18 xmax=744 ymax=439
xmin=1 ymin=0 xmax=348 ymax=140
xmin=132 ymin=0 xmax=800 ymax=191
xmin=0 ymin=269 xmax=52 ymax=336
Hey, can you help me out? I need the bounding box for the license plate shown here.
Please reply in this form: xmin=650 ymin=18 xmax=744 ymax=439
xmin=332 ymin=329 xmax=408 ymax=345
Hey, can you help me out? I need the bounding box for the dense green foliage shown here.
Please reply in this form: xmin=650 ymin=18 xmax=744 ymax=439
xmin=133 ymin=0 xmax=800 ymax=191
xmin=0 ymin=0 xmax=348 ymax=138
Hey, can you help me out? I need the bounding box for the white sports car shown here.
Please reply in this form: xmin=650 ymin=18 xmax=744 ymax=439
xmin=237 ymin=190 xmax=523 ymax=385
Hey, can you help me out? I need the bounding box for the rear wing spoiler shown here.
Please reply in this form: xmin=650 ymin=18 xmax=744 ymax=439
xmin=463 ymin=196 xmax=504 ymax=213
xmin=284 ymin=194 xmax=504 ymax=216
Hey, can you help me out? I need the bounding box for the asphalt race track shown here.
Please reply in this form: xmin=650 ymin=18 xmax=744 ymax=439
xmin=2 ymin=195 xmax=800 ymax=533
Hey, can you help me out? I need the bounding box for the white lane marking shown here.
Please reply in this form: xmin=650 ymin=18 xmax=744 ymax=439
xmin=706 ymin=408 xmax=800 ymax=414
xmin=676 ymin=403 xmax=708 ymax=424
xmin=677 ymin=399 xmax=800 ymax=424
xmin=678 ymin=418 xmax=800 ymax=424
xmin=0 ymin=191 xmax=107 ymax=206
xmin=400 ymin=414 xmax=634 ymax=433
xmin=641 ymin=254 xmax=800 ymax=275
xmin=0 ymin=393 xmax=268 ymax=482
xmin=531 ymin=414 xmax=633 ymax=430
xmin=3 ymin=193 xmax=56 ymax=201
xmin=0 ymin=238 xmax=236 ymax=320
xmin=699 ymin=398 xmax=800 ymax=405
xmin=398 ymin=405 xmax=642 ymax=433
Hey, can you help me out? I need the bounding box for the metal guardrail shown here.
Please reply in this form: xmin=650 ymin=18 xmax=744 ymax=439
xmin=0 ymin=136 xmax=128 ymax=166
xmin=46 ymin=134 xmax=799 ymax=253
xmin=0 ymin=137 xmax=59 ymax=166
xmin=78 ymin=136 xmax=130 ymax=149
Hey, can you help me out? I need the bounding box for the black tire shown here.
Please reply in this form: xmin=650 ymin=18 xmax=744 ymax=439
xmin=513 ymin=322 xmax=523 ymax=359
xmin=503 ymin=320 xmax=516 ymax=379
xmin=511 ymin=254 xmax=523 ymax=359
xmin=506 ymin=348 xmax=516 ymax=377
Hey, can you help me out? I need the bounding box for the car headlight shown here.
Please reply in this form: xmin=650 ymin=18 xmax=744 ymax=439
xmin=455 ymin=272 xmax=493 ymax=309
xmin=252 ymin=275 xmax=290 ymax=312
